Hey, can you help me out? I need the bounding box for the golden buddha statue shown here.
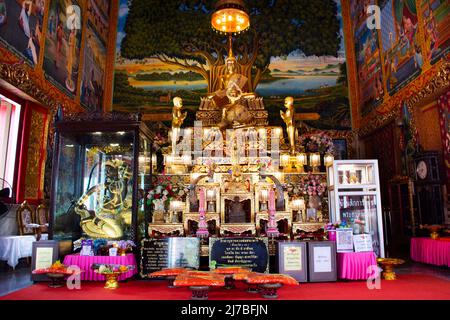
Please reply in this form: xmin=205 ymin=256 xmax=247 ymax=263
xmin=171 ymin=97 xmax=187 ymax=151
xmin=280 ymin=96 xmax=296 ymax=154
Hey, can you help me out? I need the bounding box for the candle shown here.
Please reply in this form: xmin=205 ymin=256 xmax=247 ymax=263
xmin=199 ymin=188 xmax=206 ymax=212
xmin=268 ymin=189 xmax=276 ymax=211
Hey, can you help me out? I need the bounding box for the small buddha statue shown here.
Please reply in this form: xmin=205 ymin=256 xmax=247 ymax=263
xmin=172 ymin=97 xmax=187 ymax=150
xmin=228 ymin=196 xmax=246 ymax=223
xmin=280 ymin=97 xmax=296 ymax=155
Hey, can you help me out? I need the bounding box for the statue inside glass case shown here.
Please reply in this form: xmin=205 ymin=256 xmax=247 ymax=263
xmin=74 ymin=159 xmax=132 ymax=239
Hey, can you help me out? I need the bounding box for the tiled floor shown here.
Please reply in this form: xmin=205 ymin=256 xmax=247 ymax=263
xmin=0 ymin=259 xmax=448 ymax=298
xmin=0 ymin=265 xmax=33 ymax=297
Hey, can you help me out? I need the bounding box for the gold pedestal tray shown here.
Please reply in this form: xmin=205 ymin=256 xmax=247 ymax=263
xmin=46 ymin=273 xmax=66 ymax=288
xmin=377 ymin=258 xmax=405 ymax=280
xmin=95 ymin=271 xmax=125 ymax=290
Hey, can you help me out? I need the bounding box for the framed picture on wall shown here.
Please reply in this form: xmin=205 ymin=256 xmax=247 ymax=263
xmin=333 ymin=139 xmax=348 ymax=160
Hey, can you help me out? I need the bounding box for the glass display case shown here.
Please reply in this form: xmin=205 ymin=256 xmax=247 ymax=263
xmin=327 ymin=160 xmax=385 ymax=257
xmin=49 ymin=111 xmax=154 ymax=243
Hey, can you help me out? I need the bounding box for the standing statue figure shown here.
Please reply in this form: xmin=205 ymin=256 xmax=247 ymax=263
xmin=172 ymin=97 xmax=187 ymax=153
xmin=280 ymin=96 xmax=296 ymax=154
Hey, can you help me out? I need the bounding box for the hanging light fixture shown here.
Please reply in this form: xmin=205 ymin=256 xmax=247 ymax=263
xmin=211 ymin=0 xmax=250 ymax=35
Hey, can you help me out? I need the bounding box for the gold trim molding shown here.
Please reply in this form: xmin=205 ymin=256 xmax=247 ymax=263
xmin=0 ymin=47 xmax=82 ymax=114
xmin=358 ymin=59 xmax=450 ymax=138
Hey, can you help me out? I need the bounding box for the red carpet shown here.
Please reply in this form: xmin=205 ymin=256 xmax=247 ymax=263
xmin=1 ymin=274 xmax=449 ymax=300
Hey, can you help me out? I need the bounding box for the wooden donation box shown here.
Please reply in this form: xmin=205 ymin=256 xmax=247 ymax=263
xmin=140 ymin=238 xmax=200 ymax=277
xmin=275 ymin=241 xmax=307 ymax=282
xmin=307 ymin=241 xmax=337 ymax=282
xmin=209 ymin=237 xmax=269 ymax=273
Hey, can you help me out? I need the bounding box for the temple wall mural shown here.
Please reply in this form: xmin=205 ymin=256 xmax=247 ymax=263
xmin=113 ymin=0 xmax=351 ymax=131
xmin=344 ymin=0 xmax=450 ymax=131
xmin=0 ymin=0 xmax=116 ymax=202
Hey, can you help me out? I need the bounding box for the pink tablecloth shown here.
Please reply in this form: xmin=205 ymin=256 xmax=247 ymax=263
xmin=337 ymin=252 xmax=377 ymax=280
xmin=63 ymin=254 xmax=138 ymax=281
xmin=410 ymin=237 xmax=450 ymax=267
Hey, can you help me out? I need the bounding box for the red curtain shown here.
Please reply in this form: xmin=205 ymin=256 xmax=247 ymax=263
xmin=438 ymin=91 xmax=450 ymax=189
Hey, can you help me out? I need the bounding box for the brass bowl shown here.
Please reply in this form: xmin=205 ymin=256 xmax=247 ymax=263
xmin=377 ymin=258 xmax=405 ymax=281
xmin=420 ymin=225 xmax=443 ymax=240
xmin=94 ymin=270 xmax=125 ymax=289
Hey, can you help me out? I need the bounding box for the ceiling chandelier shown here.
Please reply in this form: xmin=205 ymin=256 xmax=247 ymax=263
xmin=211 ymin=0 xmax=250 ymax=35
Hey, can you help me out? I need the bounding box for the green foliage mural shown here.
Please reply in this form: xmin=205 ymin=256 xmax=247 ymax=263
xmin=113 ymin=0 xmax=351 ymax=130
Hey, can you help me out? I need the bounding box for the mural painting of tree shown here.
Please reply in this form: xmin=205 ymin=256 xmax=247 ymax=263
xmin=120 ymin=0 xmax=341 ymax=94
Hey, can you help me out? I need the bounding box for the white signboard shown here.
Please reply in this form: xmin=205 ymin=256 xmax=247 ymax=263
xmin=313 ymin=246 xmax=332 ymax=273
xmin=336 ymin=228 xmax=354 ymax=252
xmin=353 ymin=234 xmax=373 ymax=252
xmin=283 ymin=246 xmax=302 ymax=271
xmin=35 ymin=247 xmax=54 ymax=270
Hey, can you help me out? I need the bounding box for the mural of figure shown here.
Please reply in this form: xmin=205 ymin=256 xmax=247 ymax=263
xmin=55 ymin=21 xmax=64 ymax=68
xmin=19 ymin=0 xmax=32 ymax=38
xmin=65 ymin=27 xmax=77 ymax=92
xmin=0 ymin=0 xmax=6 ymax=26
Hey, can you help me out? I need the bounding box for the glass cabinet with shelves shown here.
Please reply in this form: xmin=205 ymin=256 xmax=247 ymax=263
xmin=327 ymin=160 xmax=385 ymax=257
xmin=49 ymin=111 xmax=154 ymax=244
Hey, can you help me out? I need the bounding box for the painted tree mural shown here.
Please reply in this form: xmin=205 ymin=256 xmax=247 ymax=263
xmin=120 ymin=0 xmax=341 ymax=93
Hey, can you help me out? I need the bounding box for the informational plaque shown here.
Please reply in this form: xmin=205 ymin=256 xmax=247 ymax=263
xmin=336 ymin=228 xmax=354 ymax=252
xmin=31 ymin=240 xmax=59 ymax=282
xmin=353 ymin=234 xmax=373 ymax=252
xmin=307 ymin=241 xmax=337 ymax=282
xmin=313 ymin=246 xmax=332 ymax=273
xmin=209 ymin=237 xmax=269 ymax=273
xmin=140 ymin=238 xmax=200 ymax=277
xmin=35 ymin=248 xmax=54 ymax=270
xmin=275 ymin=241 xmax=307 ymax=282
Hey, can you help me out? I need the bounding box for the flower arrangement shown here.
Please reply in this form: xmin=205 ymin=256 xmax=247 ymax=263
xmin=112 ymin=240 xmax=136 ymax=254
xmin=299 ymin=173 xmax=327 ymax=197
xmin=325 ymin=221 xmax=349 ymax=230
xmin=298 ymin=133 xmax=335 ymax=155
xmin=147 ymin=175 xmax=189 ymax=210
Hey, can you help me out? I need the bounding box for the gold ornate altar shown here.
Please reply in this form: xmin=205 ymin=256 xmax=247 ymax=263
xmin=147 ymin=32 xmax=330 ymax=245
xmin=148 ymin=95 xmax=330 ymax=242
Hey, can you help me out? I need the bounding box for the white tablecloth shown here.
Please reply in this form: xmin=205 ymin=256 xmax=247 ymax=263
xmin=0 ymin=234 xmax=48 ymax=268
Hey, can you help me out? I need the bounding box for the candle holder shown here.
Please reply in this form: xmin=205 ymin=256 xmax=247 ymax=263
xmin=309 ymin=153 xmax=321 ymax=173
xmin=295 ymin=153 xmax=307 ymax=173
xmin=324 ymin=153 xmax=334 ymax=167
xmin=206 ymin=189 xmax=216 ymax=213
xmin=291 ymin=198 xmax=305 ymax=222
xmin=259 ymin=189 xmax=268 ymax=211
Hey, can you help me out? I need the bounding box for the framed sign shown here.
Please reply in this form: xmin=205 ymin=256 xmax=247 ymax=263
xmin=336 ymin=228 xmax=354 ymax=252
xmin=307 ymin=241 xmax=337 ymax=282
xmin=276 ymin=241 xmax=307 ymax=282
xmin=209 ymin=237 xmax=269 ymax=273
xmin=140 ymin=238 xmax=200 ymax=277
xmin=31 ymin=240 xmax=59 ymax=282
xmin=353 ymin=234 xmax=373 ymax=252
